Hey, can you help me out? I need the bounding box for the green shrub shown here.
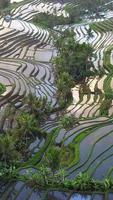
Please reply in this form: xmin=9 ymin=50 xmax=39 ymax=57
xmin=60 ymin=115 xmax=79 ymax=129
xmin=0 ymin=164 xmax=19 ymax=181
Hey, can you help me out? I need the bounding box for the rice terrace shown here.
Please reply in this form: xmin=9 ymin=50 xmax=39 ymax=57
xmin=1 ymin=0 xmax=113 ymax=199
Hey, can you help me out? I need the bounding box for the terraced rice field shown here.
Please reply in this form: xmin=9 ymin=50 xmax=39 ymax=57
xmin=1 ymin=0 xmax=113 ymax=200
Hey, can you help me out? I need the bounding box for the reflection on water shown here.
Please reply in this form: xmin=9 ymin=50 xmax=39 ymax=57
xmin=70 ymin=194 xmax=91 ymax=200
xmin=70 ymin=193 xmax=104 ymax=200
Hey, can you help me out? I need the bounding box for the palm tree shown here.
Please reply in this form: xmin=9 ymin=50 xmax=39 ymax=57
xmin=23 ymin=93 xmax=51 ymax=120
xmin=17 ymin=112 xmax=39 ymax=142
xmin=74 ymin=172 xmax=93 ymax=191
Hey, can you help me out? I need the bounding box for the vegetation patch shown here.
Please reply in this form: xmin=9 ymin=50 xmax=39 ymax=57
xmin=0 ymin=83 xmax=6 ymax=95
xmin=0 ymin=95 xmax=53 ymax=174
xmin=53 ymin=29 xmax=95 ymax=108
xmin=59 ymin=115 xmax=79 ymax=130
xmin=32 ymin=13 xmax=70 ymax=28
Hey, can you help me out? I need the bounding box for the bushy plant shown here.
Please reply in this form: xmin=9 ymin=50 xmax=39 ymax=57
xmin=0 ymin=164 xmax=19 ymax=181
xmin=60 ymin=115 xmax=79 ymax=129
xmin=73 ymin=173 xmax=94 ymax=191
xmin=23 ymin=170 xmax=113 ymax=192
xmin=0 ymin=133 xmax=21 ymax=167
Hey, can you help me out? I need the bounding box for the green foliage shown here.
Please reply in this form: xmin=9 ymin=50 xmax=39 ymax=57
xmin=0 ymin=133 xmax=21 ymax=167
xmin=17 ymin=112 xmax=40 ymax=141
xmin=57 ymin=72 xmax=74 ymax=106
xmin=53 ymin=29 xmax=94 ymax=82
xmin=24 ymin=170 xmax=113 ymax=192
xmin=0 ymin=95 xmax=55 ymax=169
xmin=0 ymin=83 xmax=6 ymax=95
xmin=73 ymin=172 xmax=94 ymax=191
xmin=23 ymin=94 xmax=52 ymax=120
xmin=25 ymin=165 xmax=66 ymax=188
xmin=0 ymin=164 xmax=19 ymax=180
xmin=60 ymin=115 xmax=79 ymax=129
xmin=45 ymin=146 xmax=61 ymax=173
xmin=53 ymin=29 xmax=94 ymax=109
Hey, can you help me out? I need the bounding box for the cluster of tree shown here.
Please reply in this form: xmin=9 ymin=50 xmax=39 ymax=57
xmin=32 ymin=12 xmax=70 ymax=29
xmin=53 ymin=30 xmax=94 ymax=80
xmin=0 ymin=94 xmax=52 ymax=170
xmin=0 ymin=112 xmax=39 ymax=168
xmin=53 ymin=29 xmax=94 ymax=106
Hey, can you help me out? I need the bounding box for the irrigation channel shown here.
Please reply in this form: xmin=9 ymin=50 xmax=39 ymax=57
xmin=1 ymin=0 xmax=113 ymax=199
